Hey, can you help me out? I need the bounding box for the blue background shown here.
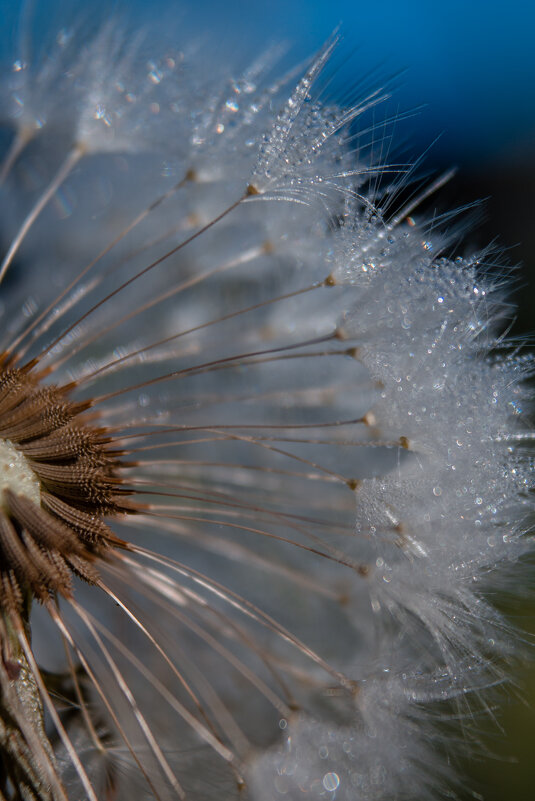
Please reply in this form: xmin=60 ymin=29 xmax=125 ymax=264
xmin=165 ymin=0 xmax=535 ymax=168
xmin=1 ymin=0 xmax=533 ymax=168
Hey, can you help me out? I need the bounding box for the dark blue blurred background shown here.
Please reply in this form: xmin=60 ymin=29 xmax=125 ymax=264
xmin=2 ymin=0 xmax=533 ymax=187
xmin=186 ymin=0 xmax=535 ymax=169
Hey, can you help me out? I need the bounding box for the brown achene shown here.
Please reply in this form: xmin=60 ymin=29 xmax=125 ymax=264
xmin=0 ymin=354 xmax=133 ymax=614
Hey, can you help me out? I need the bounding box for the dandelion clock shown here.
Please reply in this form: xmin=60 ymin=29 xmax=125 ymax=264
xmin=0 ymin=3 xmax=532 ymax=800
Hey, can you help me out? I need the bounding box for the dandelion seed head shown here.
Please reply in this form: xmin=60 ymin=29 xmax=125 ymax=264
xmin=0 ymin=360 xmax=134 ymax=614
xmin=0 ymin=5 xmax=532 ymax=801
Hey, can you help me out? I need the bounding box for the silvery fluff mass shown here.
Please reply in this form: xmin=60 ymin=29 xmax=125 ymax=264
xmin=0 ymin=6 xmax=532 ymax=801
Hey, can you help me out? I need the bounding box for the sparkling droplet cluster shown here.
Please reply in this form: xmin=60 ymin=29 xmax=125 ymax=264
xmin=0 ymin=8 xmax=532 ymax=801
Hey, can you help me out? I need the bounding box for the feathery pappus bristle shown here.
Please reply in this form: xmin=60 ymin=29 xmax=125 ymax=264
xmin=0 ymin=4 xmax=532 ymax=801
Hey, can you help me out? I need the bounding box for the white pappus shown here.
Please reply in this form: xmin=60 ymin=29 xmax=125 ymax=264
xmin=0 ymin=5 xmax=532 ymax=801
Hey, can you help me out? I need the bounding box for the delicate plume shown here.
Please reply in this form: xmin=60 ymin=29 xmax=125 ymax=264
xmin=0 ymin=6 xmax=532 ymax=801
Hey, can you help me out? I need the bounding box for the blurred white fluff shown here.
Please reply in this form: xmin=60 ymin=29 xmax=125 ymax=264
xmin=0 ymin=4 xmax=532 ymax=801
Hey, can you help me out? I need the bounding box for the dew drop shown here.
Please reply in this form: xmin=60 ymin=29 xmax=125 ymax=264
xmin=323 ymin=772 xmax=340 ymax=792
